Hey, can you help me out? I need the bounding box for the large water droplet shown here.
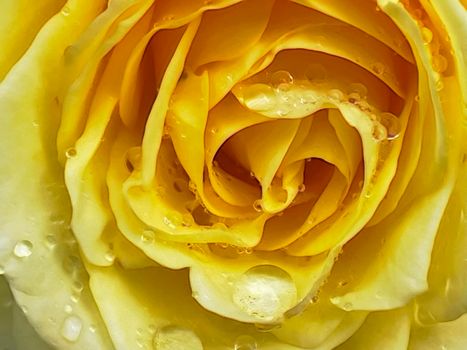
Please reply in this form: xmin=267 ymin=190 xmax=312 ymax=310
xmin=234 ymin=335 xmax=257 ymax=350
xmin=421 ymin=27 xmax=433 ymax=44
xmin=270 ymin=70 xmax=294 ymax=90
xmin=61 ymin=316 xmax=82 ymax=342
xmin=232 ymin=265 xmax=297 ymax=321
xmin=378 ymin=112 xmax=401 ymax=140
xmin=14 ymin=240 xmax=33 ymax=258
xmin=153 ymin=326 xmax=203 ymax=350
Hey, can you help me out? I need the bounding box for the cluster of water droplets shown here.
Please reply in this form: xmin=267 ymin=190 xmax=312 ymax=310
xmin=235 ymin=65 xmax=401 ymax=143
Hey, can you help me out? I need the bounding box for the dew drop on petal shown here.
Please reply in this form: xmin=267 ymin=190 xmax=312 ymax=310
xmin=61 ymin=6 xmax=71 ymax=16
xmin=328 ymin=89 xmax=344 ymax=101
xmin=270 ymin=70 xmax=294 ymax=89
xmin=153 ymin=326 xmax=203 ymax=350
xmin=253 ymin=200 xmax=263 ymax=212
xmin=45 ymin=234 xmax=57 ymax=249
xmin=372 ymin=121 xmax=387 ymax=142
xmin=234 ymin=335 xmax=258 ymax=350
xmin=348 ymin=83 xmax=368 ymax=99
xmin=141 ymin=229 xmax=155 ymax=244
xmin=232 ymin=265 xmax=297 ymax=321
xmin=379 ymin=112 xmax=401 ymax=140
xmin=89 ymin=325 xmax=97 ymax=333
xmin=72 ymin=281 xmax=84 ymax=293
xmin=65 ymin=147 xmax=77 ymax=159
xmin=298 ymin=184 xmax=306 ymax=193
xmin=14 ymin=240 xmax=33 ymax=258
xmin=435 ymin=79 xmax=444 ymax=91
xmin=104 ymin=251 xmax=115 ymax=263
xmin=371 ymin=62 xmax=385 ymax=75
xmin=61 ymin=315 xmax=82 ymax=342
xmin=64 ymin=304 xmax=73 ymax=314
xmin=433 ymin=54 xmax=448 ymax=73
xmin=421 ymin=27 xmax=433 ymax=44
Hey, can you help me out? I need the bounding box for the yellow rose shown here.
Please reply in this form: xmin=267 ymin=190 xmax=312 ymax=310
xmin=0 ymin=0 xmax=466 ymax=349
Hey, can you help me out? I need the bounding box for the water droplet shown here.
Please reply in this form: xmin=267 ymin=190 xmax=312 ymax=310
xmin=210 ymin=127 xmax=218 ymax=134
xmin=342 ymin=302 xmax=353 ymax=311
xmin=45 ymin=234 xmax=57 ymax=249
xmin=338 ymin=280 xmax=349 ymax=287
xmin=20 ymin=305 xmax=28 ymax=314
xmin=298 ymin=184 xmax=306 ymax=193
xmin=14 ymin=240 xmax=33 ymax=258
xmin=421 ymin=27 xmax=433 ymax=44
xmin=232 ymin=265 xmax=297 ymax=321
xmin=63 ymin=255 xmax=81 ymax=273
xmin=104 ymin=250 xmax=115 ymax=263
xmin=435 ymin=79 xmax=444 ymax=91
xmin=253 ymin=200 xmax=263 ymax=212
xmin=0 ymin=266 xmax=4 ymax=275
xmin=65 ymin=147 xmax=77 ymax=159
xmin=89 ymin=325 xmax=97 ymax=333
xmin=328 ymin=89 xmax=344 ymax=101
xmin=64 ymin=304 xmax=73 ymax=313
xmin=348 ymin=83 xmax=368 ymax=99
xmin=305 ymin=64 xmax=327 ymax=82
xmin=242 ymin=84 xmax=275 ymax=111
xmin=433 ymin=54 xmax=448 ymax=73
xmin=141 ymin=229 xmax=155 ymax=244
xmin=378 ymin=112 xmax=401 ymax=140
xmin=32 ymin=120 xmax=39 ymax=127
xmin=234 ymin=335 xmax=257 ymax=350
xmin=148 ymin=325 xmax=157 ymax=334
xmin=61 ymin=316 xmax=82 ymax=342
xmin=371 ymin=62 xmax=385 ymax=75
xmin=372 ymin=121 xmax=387 ymax=142
xmin=153 ymin=326 xmax=203 ymax=350
xmin=414 ymin=95 xmax=420 ymax=102
xmin=270 ymin=70 xmax=294 ymax=90
xmin=72 ymin=281 xmax=84 ymax=293
xmin=61 ymin=6 xmax=71 ymax=16
xmin=163 ymin=216 xmax=177 ymax=229
xmin=188 ymin=181 xmax=197 ymax=193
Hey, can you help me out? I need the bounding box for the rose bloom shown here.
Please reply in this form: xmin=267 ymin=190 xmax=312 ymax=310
xmin=0 ymin=0 xmax=466 ymax=349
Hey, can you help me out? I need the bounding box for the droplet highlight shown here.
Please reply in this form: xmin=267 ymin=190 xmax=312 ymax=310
xmin=378 ymin=112 xmax=401 ymax=140
xmin=13 ymin=240 xmax=33 ymax=258
xmin=61 ymin=316 xmax=82 ymax=342
xmin=232 ymin=265 xmax=297 ymax=321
